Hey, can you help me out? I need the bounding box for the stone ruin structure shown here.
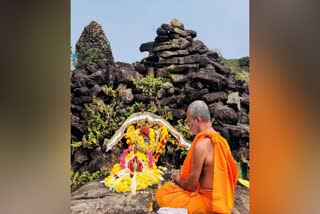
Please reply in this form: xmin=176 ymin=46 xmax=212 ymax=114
xmin=71 ymin=19 xmax=249 ymax=178
xmin=137 ymin=18 xmax=249 ymax=164
xmin=75 ymin=20 xmax=114 ymax=66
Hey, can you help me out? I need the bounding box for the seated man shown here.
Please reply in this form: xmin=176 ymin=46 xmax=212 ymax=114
xmin=156 ymin=100 xmax=238 ymax=214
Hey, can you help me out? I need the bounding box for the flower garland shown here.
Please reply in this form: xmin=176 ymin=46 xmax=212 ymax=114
xmin=125 ymin=125 xmax=135 ymax=148
xmin=104 ymin=150 xmax=164 ymax=193
xmin=125 ymin=124 xmax=168 ymax=155
xmin=125 ymin=125 xmax=157 ymax=152
xmin=144 ymin=149 xmax=153 ymax=168
xmin=139 ymin=126 xmax=156 ymax=151
xmin=120 ymin=147 xmax=131 ymax=169
xmin=153 ymin=125 xmax=169 ymax=162
xmin=104 ymin=123 xmax=169 ymax=193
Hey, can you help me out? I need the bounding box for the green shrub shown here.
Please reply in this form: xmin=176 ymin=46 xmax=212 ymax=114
xmin=71 ymin=171 xmax=102 ymax=191
xmin=239 ymin=56 xmax=249 ymax=68
xmin=75 ymin=45 xmax=104 ymax=67
xmin=131 ymin=76 xmax=167 ymax=96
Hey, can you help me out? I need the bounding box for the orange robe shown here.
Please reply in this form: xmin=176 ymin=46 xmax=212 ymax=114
xmin=156 ymin=131 xmax=238 ymax=214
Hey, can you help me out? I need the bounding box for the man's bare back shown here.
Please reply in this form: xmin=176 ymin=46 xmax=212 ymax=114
xmin=198 ymin=137 xmax=215 ymax=190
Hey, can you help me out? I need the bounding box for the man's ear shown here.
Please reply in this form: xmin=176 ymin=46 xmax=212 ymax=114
xmin=196 ymin=116 xmax=201 ymax=123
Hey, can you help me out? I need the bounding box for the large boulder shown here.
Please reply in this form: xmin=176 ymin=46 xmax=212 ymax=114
xmin=209 ymin=103 xmax=239 ymax=125
xmin=70 ymin=178 xmax=249 ymax=214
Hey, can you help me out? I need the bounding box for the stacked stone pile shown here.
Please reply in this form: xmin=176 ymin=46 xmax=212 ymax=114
xmin=137 ymin=18 xmax=249 ymax=154
xmin=76 ymin=21 xmax=114 ymax=66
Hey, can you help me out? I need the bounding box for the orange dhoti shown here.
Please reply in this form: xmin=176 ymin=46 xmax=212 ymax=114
xmin=155 ymin=131 xmax=238 ymax=214
xmin=156 ymin=182 xmax=212 ymax=214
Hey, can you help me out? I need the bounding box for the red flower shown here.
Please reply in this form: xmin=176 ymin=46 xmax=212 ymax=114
xmin=128 ymin=157 xmax=143 ymax=172
xmin=153 ymin=152 xmax=161 ymax=160
xmin=140 ymin=126 xmax=150 ymax=137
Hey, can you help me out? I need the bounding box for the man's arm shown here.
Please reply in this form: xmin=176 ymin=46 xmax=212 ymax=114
xmin=172 ymin=138 xmax=209 ymax=191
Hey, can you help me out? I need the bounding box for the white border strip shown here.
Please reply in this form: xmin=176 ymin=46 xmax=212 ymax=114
xmin=105 ymin=112 xmax=191 ymax=152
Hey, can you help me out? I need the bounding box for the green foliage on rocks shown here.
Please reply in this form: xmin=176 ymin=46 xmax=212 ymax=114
xmin=130 ymin=76 xmax=168 ymax=96
xmin=75 ymin=45 xmax=104 ymax=68
xmin=71 ymin=170 xmax=101 ymax=191
xmin=222 ymin=57 xmax=249 ymax=84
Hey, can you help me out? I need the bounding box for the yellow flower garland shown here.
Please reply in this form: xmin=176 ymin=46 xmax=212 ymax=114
xmin=153 ymin=125 xmax=169 ymax=162
xmin=125 ymin=125 xmax=168 ymax=154
xmin=104 ymin=124 xmax=170 ymax=193
xmin=135 ymin=128 xmax=156 ymax=151
xmin=125 ymin=125 xmax=135 ymax=147
xmin=104 ymin=150 xmax=163 ymax=193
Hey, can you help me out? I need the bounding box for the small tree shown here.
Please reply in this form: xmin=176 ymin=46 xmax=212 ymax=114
xmin=239 ymin=56 xmax=249 ymax=69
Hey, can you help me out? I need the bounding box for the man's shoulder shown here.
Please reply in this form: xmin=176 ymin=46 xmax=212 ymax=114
xmin=195 ymin=137 xmax=213 ymax=150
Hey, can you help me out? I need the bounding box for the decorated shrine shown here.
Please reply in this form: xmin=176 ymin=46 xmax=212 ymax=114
xmin=103 ymin=112 xmax=190 ymax=194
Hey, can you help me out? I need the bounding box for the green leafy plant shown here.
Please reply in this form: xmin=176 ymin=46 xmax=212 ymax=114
xmin=130 ymin=76 xmax=167 ymax=96
xmin=75 ymin=45 xmax=104 ymax=67
xmin=124 ymin=102 xmax=145 ymax=117
xmin=175 ymin=119 xmax=192 ymax=141
xmin=237 ymin=161 xmax=249 ymax=180
xmin=71 ymin=171 xmax=102 ymax=191
xmin=157 ymin=105 xmax=173 ymax=122
xmin=71 ymin=141 xmax=83 ymax=155
xmin=82 ymin=97 xmax=120 ymax=146
xmin=239 ymin=56 xmax=249 ymax=69
xmin=222 ymin=57 xmax=249 ymax=84
xmin=102 ymin=86 xmax=116 ymax=97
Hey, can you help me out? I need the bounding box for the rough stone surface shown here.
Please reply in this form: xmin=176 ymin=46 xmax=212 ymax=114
xmin=240 ymin=93 xmax=249 ymax=111
xmin=165 ymin=64 xmax=198 ymax=73
xmin=227 ymin=92 xmax=241 ymax=111
xmin=158 ymin=95 xmax=176 ymax=106
xmin=169 ymin=74 xmax=188 ymax=83
xmin=75 ymin=21 xmax=114 ymax=63
xmin=90 ymin=84 xmax=102 ymax=97
xmin=121 ymin=88 xmax=134 ymax=104
xmin=134 ymin=94 xmax=156 ymax=102
xmin=156 ymin=88 xmax=167 ymax=99
xmin=173 ymin=27 xmax=189 ymax=37
xmin=209 ymin=103 xmax=239 ymax=125
xmin=170 ymin=18 xmax=184 ymax=29
xmin=71 ymin=179 xmax=249 ymax=214
xmin=140 ymin=41 xmax=155 ymax=52
xmin=201 ymin=92 xmax=228 ymax=103
xmin=188 ymin=88 xmax=209 ymax=102
xmin=171 ymin=109 xmax=186 ymax=119
xmin=224 ymin=124 xmax=249 ymax=139
xmin=134 ymin=63 xmax=146 ymax=73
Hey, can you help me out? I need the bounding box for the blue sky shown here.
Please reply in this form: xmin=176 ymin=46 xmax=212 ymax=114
xmin=71 ymin=0 xmax=249 ymax=63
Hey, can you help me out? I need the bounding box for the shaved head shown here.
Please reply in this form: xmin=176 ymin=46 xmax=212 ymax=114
xmin=187 ymin=100 xmax=211 ymax=122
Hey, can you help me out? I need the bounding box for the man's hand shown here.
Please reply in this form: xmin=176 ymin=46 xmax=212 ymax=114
xmin=171 ymin=170 xmax=181 ymax=184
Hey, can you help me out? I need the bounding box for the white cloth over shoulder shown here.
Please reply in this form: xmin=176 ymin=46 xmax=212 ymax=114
xmin=157 ymin=207 xmax=188 ymax=214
